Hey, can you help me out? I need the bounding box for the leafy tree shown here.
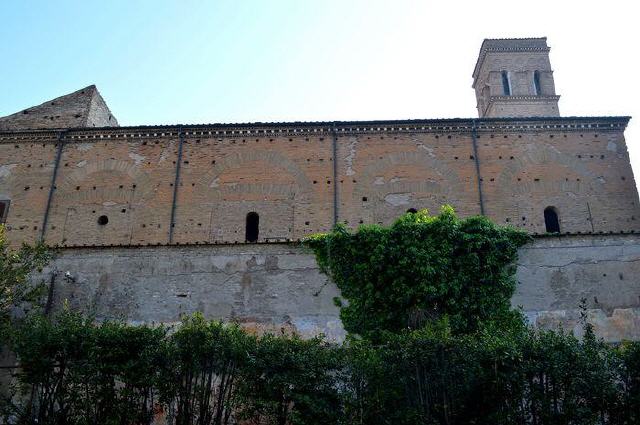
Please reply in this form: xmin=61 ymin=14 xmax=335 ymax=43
xmin=4 ymin=309 xmax=166 ymax=425
xmin=0 ymin=225 xmax=51 ymax=337
xmin=4 ymin=310 xmax=94 ymax=424
xmin=618 ymin=341 xmax=640 ymax=424
xmin=237 ymin=333 xmax=342 ymax=425
xmin=162 ymin=313 xmax=252 ymax=425
xmin=304 ymin=206 xmax=531 ymax=338
xmin=5 ymin=310 xmax=640 ymax=425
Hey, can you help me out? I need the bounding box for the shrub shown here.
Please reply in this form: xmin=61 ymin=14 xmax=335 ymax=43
xmin=304 ymin=207 xmax=531 ymax=339
xmin=4 ymin=310 xmax=166 ymax=425
xmin=237 ymin=333 xmax=342 ymax=425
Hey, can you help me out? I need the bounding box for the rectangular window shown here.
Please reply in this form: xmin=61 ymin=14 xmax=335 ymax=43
xmin=533 ymin=71 xmax=542 ymax=95
xmin=501 ymin=71 xmax=511 ymax=96
xmin=0 ymin=200 xmax=9 ymax=224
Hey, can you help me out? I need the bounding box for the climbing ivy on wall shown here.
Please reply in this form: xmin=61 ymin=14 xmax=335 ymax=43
xmin=304 ymin=206 xmax=531 ymax=338
xmin=0 ymin=225 xmax=51 ymax=338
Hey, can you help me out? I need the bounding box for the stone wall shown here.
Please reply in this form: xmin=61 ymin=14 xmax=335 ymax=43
xmin=37 ymin=234 xmax=640 ymax=342
xmin=515 ymin=234 xmax=640 ymax=341
xmin=40 ymin=243 xmax=346 ymax=341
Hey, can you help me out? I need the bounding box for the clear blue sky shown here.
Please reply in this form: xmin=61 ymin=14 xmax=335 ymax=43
xmin=2 ymin=1 xmax=639 ymax=176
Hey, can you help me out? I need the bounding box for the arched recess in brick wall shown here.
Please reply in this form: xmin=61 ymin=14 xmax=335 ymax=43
xmin=493 ymin=146 xmax=602 ymax=233
xmin=352 ymin=151 xmax=464 ymax=225
xmin=49 ymin=158 xmax=156 ymax=246
xmin=191 ymin=150 xmax=314 ymax=242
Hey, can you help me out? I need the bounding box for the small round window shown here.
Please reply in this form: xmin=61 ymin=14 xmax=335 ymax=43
xmin=97 ymin=215 xmax=109 ymax=225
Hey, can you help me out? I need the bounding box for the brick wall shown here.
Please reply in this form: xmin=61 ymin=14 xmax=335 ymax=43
xmin=0 ymin=86 xmax=118 ymax=131
xmin=1 ymin=117 xmax=639 ymax=247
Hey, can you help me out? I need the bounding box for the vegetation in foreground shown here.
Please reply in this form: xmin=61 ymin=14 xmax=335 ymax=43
xmin=0 ymin=210 xmax=639 ymax=425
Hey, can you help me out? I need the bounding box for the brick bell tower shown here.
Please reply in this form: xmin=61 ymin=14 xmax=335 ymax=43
xmin=472 ymin=37 xmax=560 ymax=118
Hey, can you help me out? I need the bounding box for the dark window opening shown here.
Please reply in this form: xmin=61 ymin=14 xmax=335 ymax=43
xmin=544 ymin=207 xmax=560 ymax=233
xmin=407 ymin=208 xmax=417 ymax=214
xmin=0 ymin=200 xmax=10 ymax=224
xmin=533 ymin=71 xmax=542 ymax=95
xmin=501 ymin=71 xmax=511 ymax=96
xmin=246 ymin=212 xmax=259 ymax=243
xmin=97 ymin=215 xmax=109 ymax=226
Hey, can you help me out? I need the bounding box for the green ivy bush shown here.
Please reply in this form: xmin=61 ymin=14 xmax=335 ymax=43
xmin=304 ymin=207 xmax=531 ymax=338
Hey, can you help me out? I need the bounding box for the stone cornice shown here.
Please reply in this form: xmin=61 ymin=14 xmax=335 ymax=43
xmin=489 ymin=95 xmax=560 ymax=102
xmin=32 ymin=230 xmax=640 ymax=250
xmin=481 ymin=95 xmax=561 ymax=117
xmin=472 ymin=37 xmax=550 ymax=79
xmin=0 ymin=116 xmax=630 ymax=143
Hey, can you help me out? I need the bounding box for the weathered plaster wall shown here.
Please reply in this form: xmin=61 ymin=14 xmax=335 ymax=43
xmin=515 ymin=234 xmax=640 ymax=341
xmin=39 ymin=234 xmax=640 ymax=342
xmin=40 ymin=243 xmax=346 ymax=341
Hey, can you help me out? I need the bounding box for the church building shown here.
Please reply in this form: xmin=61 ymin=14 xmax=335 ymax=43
xmin=1 ymin=38 xmax=639 ymax=341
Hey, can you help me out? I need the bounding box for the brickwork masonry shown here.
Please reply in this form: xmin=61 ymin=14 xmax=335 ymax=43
xmin=1 ymin=117 xmax=638 ymax=248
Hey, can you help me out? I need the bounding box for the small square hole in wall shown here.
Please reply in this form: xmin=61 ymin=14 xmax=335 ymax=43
xmin=362 ymin=197 xmax=368 ymax=202
xmin=305 ymin=221 xmax=310 ymax=225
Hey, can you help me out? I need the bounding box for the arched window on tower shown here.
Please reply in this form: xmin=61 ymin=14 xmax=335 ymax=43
xmin=501 ymin=71 xmax=511 ymax=96
xmin=544 ymin=207 xmax=560 ymax=233
xmin=246 ymin=212 xmax=259 ymax=242
xmin=533 ymin=71 xmax=542 ymax=95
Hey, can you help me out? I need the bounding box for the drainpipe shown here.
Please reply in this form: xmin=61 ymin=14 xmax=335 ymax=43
xmin=44 ymin=270 xmax=58 ymax=317
xmin=471 ymin=119 xmax=486 ymax=215
xmin=331 ymin=123 xmax=339 ymax=226
xmin=169 ymin=126 xmax=184 ymax=243
xmin=40 ymin=130 xmax=66 ymax=242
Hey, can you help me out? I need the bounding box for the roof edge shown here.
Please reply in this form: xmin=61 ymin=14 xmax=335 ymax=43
xmin=472 ymin=37 xmax=550 ymax=81
xmin=0 ymin=116 xmax=631 ymax=138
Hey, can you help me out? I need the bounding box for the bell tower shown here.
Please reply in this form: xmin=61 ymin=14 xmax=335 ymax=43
xmin=472 ymin=37 xmax=560 ymax=118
